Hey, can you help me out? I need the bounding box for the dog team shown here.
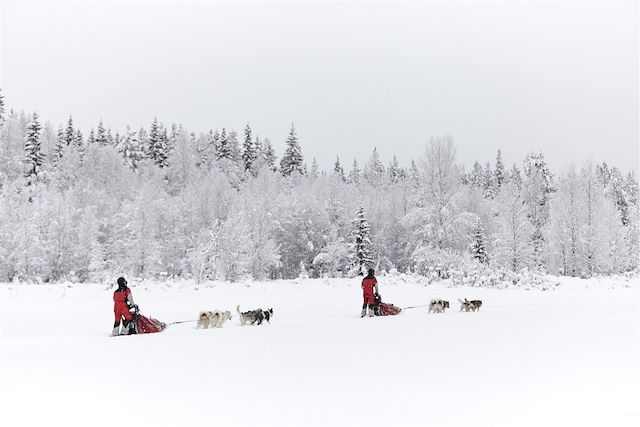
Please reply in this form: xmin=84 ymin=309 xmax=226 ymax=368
xmin=197 ymin=298 xmax=481 ymax=329
xmin=196 ymin=305 xmax=275 ymax=329
xmin=427 ymin=298 xmax=483 ymax=313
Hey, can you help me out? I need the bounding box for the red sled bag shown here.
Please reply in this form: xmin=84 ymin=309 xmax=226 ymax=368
xmin=135 ymin=314 xmax=167 ymax=334
xmin=128 ymin=305 xmax=167 ymax=334
xmin=373 ymin=294 xmax=402 ymax=316
xmin=378 ymin=302 xmax=402 ymax=316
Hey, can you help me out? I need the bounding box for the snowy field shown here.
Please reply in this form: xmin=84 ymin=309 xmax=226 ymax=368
xmin=1 ymin=276 xmax=638 ymax=427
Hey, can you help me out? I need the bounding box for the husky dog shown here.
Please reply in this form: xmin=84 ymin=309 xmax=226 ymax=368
xmin=210 ymin=310 xmax=232 ymax=328
xmin=458 ymin=298 xmax=482 ymax=312
xmin=469 ymin=300 xmax=482 ymax=311
xmin=197 ymin=311 xmax=214 ymax=329
xmin=236 ymin=305 xmax=274 ymax=326
xmin=428 ymin=299 xmax=450 ymax=313
xmin=458 ymin=299 xmax=473 ymax=312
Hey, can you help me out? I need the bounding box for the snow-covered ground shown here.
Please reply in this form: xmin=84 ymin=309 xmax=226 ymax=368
xmin=1 ymin=276 xmax=638 ymax=427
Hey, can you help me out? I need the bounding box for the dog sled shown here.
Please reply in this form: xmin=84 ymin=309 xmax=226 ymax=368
xmin=373 ymin=294 xmax=402 ymax=316
xmin=127 ymin=305 xmax=167 ymax=335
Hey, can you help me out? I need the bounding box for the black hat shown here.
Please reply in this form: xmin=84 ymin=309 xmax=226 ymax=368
xmin=367 ymin=268 xmax=375 ymax=276
xmin=117 ymin=277 xmax=127 ymax=287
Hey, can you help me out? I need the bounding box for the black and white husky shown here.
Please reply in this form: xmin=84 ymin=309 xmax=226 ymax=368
xmin=236 ymin=305 xmax=274 ymax=326
xmin=458 ymin=298 xmax=482 ymax=312
xmin=428 ymin=299 xmax=449 ymax=313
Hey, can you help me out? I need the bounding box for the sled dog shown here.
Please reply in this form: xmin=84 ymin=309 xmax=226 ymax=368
xmin=469 ymin=300 xmax=482 ymax=311
xmin=458 ymin=298 xmax=482 ymax=312
xmin=236 ymin=305 xmax=274 ymax=326
xmin=458 ymin=299 xmax=473 ymax=312
xmin=428 ymin=299 xmax=449 ymax=313
xmin=197 ymin=311 xmax=214 ymax=329
xmin=211 ymin=310 xmax=232 ymax=328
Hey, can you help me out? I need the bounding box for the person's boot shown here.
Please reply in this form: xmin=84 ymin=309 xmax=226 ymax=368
xmin=368 ymin=305 xmax=375 ymax=317
xmin=111 ymin=326 xmax=120 ymax=337
xmin=360 ymin=307 xmax=367 ymax=317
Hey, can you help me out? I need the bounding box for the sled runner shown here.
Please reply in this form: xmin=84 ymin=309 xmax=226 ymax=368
xmin=373 ymin=294 xmax=402 ymax=316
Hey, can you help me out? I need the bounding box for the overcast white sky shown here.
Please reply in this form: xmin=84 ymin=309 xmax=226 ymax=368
xmin=1 ymin=0 xmax=638 ymax=172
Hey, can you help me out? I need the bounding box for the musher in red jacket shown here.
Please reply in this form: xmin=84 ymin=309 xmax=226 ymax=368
xmin=112 ymin=277 xmax=136 ymax=336
xmin=361 ymin=268 xmax=379 ymax=317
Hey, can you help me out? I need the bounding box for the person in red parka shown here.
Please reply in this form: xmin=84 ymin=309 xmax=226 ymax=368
xmin=361 ymin=268 xmax=379 ymax=317
xmin=112 ymin=277 xmax=136 ymax=336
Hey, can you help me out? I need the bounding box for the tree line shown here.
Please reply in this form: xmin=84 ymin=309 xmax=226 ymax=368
xmin=0 ymin=89 xmax=637 ymax=283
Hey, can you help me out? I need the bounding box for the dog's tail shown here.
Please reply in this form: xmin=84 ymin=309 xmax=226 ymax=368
xmin=457 ymin=299 xmax=465 ymax=304
xmin=236 ymin=304 xmax=241 ymax=315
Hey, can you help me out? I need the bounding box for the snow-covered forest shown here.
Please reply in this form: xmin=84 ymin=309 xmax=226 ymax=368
xmin=0 ymin=89 xmax=638 ymax=283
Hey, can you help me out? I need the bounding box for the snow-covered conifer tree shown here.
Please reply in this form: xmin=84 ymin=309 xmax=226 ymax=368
xmin=53 ymin=125 xmax=65 ymax=163
xmin=87 ymin=128 xmax=96 ymax=145
xmin=24 ymin=112 xmax=44 ymax=180
xmin=366 ymin=147 xmax=385 ymax=185
xmin=348 ymin=159 xmax=361 ymax=184
xmin=495 ymin=149 xmax=506 ymax=188
xmin=388 ymin=156 xmax=401 ymax=183
xmin=310 ymin=157 xmax=319 ymax=179
xmin=242 ymin=123 xmax=256 ymax=173
xmin=483 ymin=161 xmax=496 ymax=199
xmin=262 ymin=138 xmax=277 ymax=172
xmin=64 ymin=116 xmax=74 ymax=146
xmin=279 ymin=124 xmax=303 ymax=176
xmin=470 ymin=161 xmax=484 ymax=188
xmin=333 ymin=156 xmax=346 ymax=182
xmin=469 ymin=219 xmax=489 ymax=263
xmin=95 ymin=120 xmax=109 ymax=146
xmin=349 ymin=207 xmax=375 ymax=275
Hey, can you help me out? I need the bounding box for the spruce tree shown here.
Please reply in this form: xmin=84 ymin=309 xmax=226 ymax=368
xmin=349 ymin=207 xmax=375 ymax=276
xmin=113 ymin=131 xmax=122 ymax=147
xmin=483 ymin=161 xmax=496 ymax=199
xmin=279 ymin=124 xmax=303 ymax=176
xmin=156 ymin=126 xmax=170 ymax=168
xmin=349 ymin=159 xmax=361 ymax=184
xmin=147 ymin=117 xmax=161 ymax=162
xmin=121 ymin=125 xmax=144 ymax=170
xmin=470 ymin=161 xmax=484 ymax=188
xmin=367 ymin=147 xmax=385 ymax=184
xmin=24 ymin=112 xmax=44 ymax=179
xmin=216 ymin=128 xmax=232 ymax=161
xmin=410 ymin=159 xmax=420 ymax=185
xmin=87 ymin=128 xmax=96 ymax=145
xmin=495 ymin=149 xmax=506 ymax=188
xmin=242 ymin=123 xmax=256 ymax=172
xmin=334 ymin=156 xmax=346 ymax=182
xmin=95 ymin=120 xmax=108 ymax=146
xmin=106 ymin=128 xmax=114 ymax=146
xmin=262 ymin=138 xmax=277 ymax=172
xmin=310 ymin=157 xmax=319 ymax=179
xmin=388 ymin=155 xmax=401 ymax=183
xmin=53 ymin=125 xmax=65 ymax=163
xmin=470 ymin=219 xmax=489 ymax=264
xmin=74 ymin=129 xmax=84 ymax=149
xmin=65 ymin=116 xmax=74 ymax=146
